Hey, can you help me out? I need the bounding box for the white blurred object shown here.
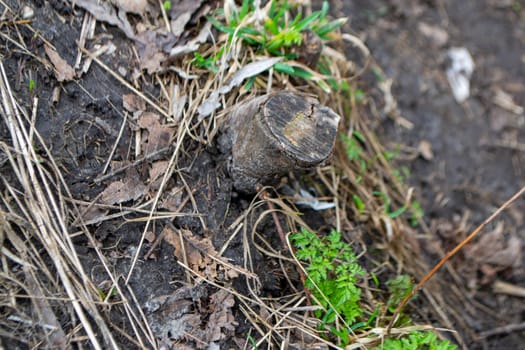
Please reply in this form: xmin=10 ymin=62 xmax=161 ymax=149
xmin=295 ymin=188 xmax=335 ymax=211
xmin=446 ymin=47 xmax=475 ymax=103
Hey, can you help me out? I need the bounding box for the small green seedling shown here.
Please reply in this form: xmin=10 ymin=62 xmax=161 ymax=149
xmin=372 ymin=330 xmax=457 ymax=350
xmin=386 ymin=275 xmax=414 ymax=315
xmin=292 ymin=229 xmax=455 ymax=348
xmin=201 ymin=1 xmax=345 ymax=90
xmin=292 ymin=228 xmax=363 ymax=345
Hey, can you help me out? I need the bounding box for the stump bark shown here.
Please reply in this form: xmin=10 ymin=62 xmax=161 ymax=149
xmin=220 ymin=91 xmax=341 ymax=193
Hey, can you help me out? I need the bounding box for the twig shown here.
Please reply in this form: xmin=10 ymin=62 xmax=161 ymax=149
xmin=102 ymin=111 xmax=128 ymax=174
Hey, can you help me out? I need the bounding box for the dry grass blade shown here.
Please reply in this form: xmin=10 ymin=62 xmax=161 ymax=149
xmin=0 ymin=61 xmax=153 ymax=349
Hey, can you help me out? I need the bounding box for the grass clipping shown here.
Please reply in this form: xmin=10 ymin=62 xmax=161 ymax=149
xmin=0 ymin=1 xmax=457 ymax=349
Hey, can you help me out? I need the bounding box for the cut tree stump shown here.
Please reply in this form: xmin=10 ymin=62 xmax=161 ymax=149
xmin=219 ymin=91 xmax=341 ymax=193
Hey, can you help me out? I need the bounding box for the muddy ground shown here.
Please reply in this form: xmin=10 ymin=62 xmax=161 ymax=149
xmin=339 ymin=1 xmax=525 ymax=349
xmin=0 ymin=0 xmax=524 ymax=349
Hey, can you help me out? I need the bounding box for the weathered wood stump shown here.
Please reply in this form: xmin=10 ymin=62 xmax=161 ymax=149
xmin=220 ymin=91 xmax=341 ymax=193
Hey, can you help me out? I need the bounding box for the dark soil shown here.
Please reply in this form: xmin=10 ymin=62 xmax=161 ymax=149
xmin=339 ymin=1 xmax=525 ymax=349
xmin=1 ymin=0 xmax=524 ymax=349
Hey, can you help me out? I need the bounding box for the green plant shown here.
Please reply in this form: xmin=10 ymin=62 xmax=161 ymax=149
xmin=97 ymin=286 xmax=118 ymax=300
xmin=202 ymin=1 xmax=345 ymax=90
xmin=28 ymin=78 xmax=35 ymax=92
xmin=341 ymin=131 xmax=366 ymax=171
xmin=163 ymin=0 xmax=171 ymax=11
xmin=291 ymin=229 xmax=363 ymax=344
xmin=372 ymin=330 xmax=457 ymax=350
xmin=386 ymin=275 xmax=414 ymax=314
xmin=292 ymin=229 xmax=455 ymax=348
xmin=373 ymin=191 xmax=407 ymax=219
xmin=392 ymin=166 xmax=410 ymax=184
xmin=409 ymin=201 xmax=424 ymax=227
xmin=352 ymin=194 xmax=365 ymax=213
xmin=192 ymin=47 xmax=224 ymax=73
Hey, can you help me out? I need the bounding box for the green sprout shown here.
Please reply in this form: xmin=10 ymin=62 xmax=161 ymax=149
xmin=292 ymin=228 xmax=364 ymax=345
xmin=372 ymin=331 xmax=457 ymax=350
xmin=409 ymin=201 xmax=424 ymax=227
xmin=201 ymin=1 xmax=345 ymax=90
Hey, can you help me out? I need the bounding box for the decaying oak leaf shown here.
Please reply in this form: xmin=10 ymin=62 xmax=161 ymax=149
xmin=465 ymin=222 xmax=522 ymax=267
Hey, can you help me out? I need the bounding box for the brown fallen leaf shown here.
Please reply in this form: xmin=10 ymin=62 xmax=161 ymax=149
xmin=100 ymin=167 xmax=147 ymax=204
xmin=465 ymin=222 xmax=522 ymax=267
xmin=74 ymin=0 xmax=135 ymax=39
xmin=138 ymin=112 xmax=174 ymax=155
xmin=170 ymin=0 xmax=204 ymax=37
xmin=148 ymin=160 xmax=170 ymax=191
xmin=204 ymin=289 xmax=237 ymax=345
xmin=134 ymin=28 xmax=174 ymax=74
xmin=163 ymin=226 xmax=254 ymax=281
xmin=123 ymin=93 xmax=146 ymax=113
xmin=159 ymin=186 xmax=184 ymax=211
xmin=113 ymin=0 xmax=150 ymax=16
xmin=44 ymin=45 xmax=75 ymax=82
xmin=149 ymin=161 xmax=169 ymax=181
xmin=484 ymin=236 xmax=522 ymax=267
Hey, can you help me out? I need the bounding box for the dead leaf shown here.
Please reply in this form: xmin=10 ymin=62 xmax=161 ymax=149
xmin=204 ymin=289 xmax=237 ymax=344
xmin=170 ymin=0 xmax=204 ymax=37
xmin=160 ymin=187 xmax=184 ymax=211
xmin=123 ymin=93 xmax=146 ymax=113
xmin=149 ymin=160 xmax=169 ymax=181
xmin=417 ymin=140 xmax=434 ymax=160
xmin=493 ymin=87 xmax=524 ymax=115
xmin=100 ymin=168 xmax=147 ymax=204
xmin=465 ymin=222 xmax=522 ymax=267
xmin=164 ymin=227 xmax=212 ymax=274
xmin=44 ymin=45 xmax=75 ymax=82
xmin=113 ymin=0 xmax=150 ymax=15
xmin=137 ymin=111 xmax=160 ymax=129
xmin=169 ymin=21 xmax=211 ymax=58
xmin=134 ymin=28 xmax=176 ymax=74
xmin=138 ymin=112 xmax=174 ymax=155
xmin=484 ymin=236 xmax=522 ymax=267
xmin=148 ymin=160 xmax=170 ymax=191
xmin=74 ymin=0 xmax=135 ymax=39
xmin=145 ymin=231 xmax=156 ymax=243
xmin=163 ymin=227 xmax=252 ymax=281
